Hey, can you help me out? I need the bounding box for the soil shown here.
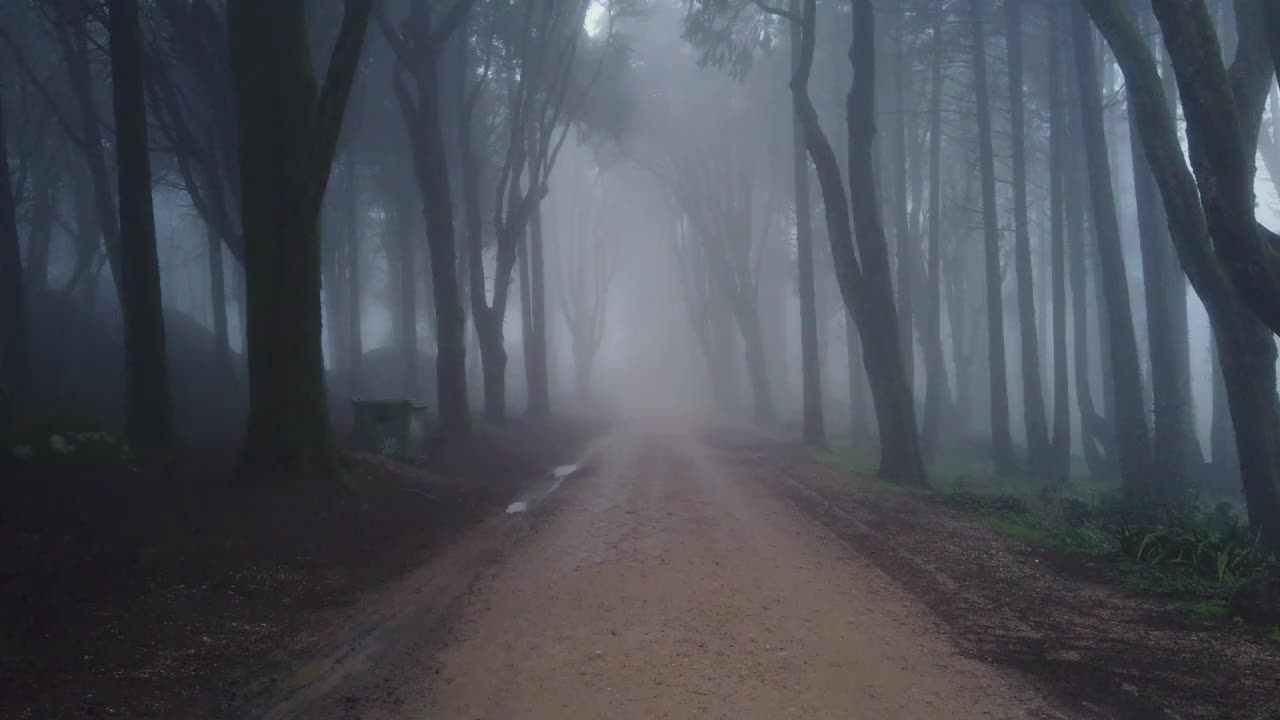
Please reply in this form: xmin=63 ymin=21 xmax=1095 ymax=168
xmin=0 ymin=418 xmax=597 ymax=720
xmin=7 ymin=419 xmax=1278 ymax=720
xmin=708 ymin=429 xmax=1280 ymax=720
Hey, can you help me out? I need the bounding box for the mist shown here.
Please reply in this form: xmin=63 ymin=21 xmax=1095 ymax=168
xmin=9 ymin=1 xmax=1280 ymax=717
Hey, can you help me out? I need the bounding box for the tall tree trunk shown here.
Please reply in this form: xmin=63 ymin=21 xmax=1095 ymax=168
xmin=1124 ymin=3 xmax=1192 ymax=497
xmin=844 ymin=0 xmax=925 ymax=483
xmin=792 ymin=0 xmax=824 ymax=447
xmin=970 ymin=0 xmax=1017 ymax=473
xmin=1048 ymin=5 xmax=1071 ymax=485
xmin=0 ymin=77 xmax=28 ymax=415
xmin=110 ymin=0 xmax=175 ymax=450
xmin=1071 ymin=5 xmax=1151 ymax=497
xmin=206 ymin=223 xmax=232 ymax=380
xmin=891 ymin=3 xmax=914 ymax=396
xmin=526 ymin=198 xmax=550 ymax=415
xmin=344 ymin=154 xmax=363 ymax=391
xmin=1209 ymin=334 xmax=1237 ymax=488
xmin=846 ymin=309 xmax=868 ymax=444
xmin=229 ymin=0 xmax=371 ymax=480
xmin=734 ymin=293 xmax=777 ymax=425
xmin=1066 ymin=99 xmax=1113 ymax=479
xmin=62 ymin=14 xmax=123 ymax=294
xmin=1082 ymin=0 xmax=1280 ymax=551
xmin=920 ymin=0 xmax=950 ymax=456
xmin=1007 ymin=0 xmax=1050 ymax=472
xmin=386 ymin=181 xmax=418 ymax=398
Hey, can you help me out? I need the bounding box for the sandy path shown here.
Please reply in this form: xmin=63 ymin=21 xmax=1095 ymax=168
xmin=422 ymin=421 xmax=1060 ymax=719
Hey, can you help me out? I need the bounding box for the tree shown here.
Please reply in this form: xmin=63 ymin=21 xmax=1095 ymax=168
xmin=463 ymin=0 xmax=598 ymax=423
xmin=1005 ymin=0 xmax=1048 ymax=473
xmin=377 ymin=0 xmax=476 ymax=434
xmin=0 ymin=68 xmax=27 ymax=418
xmin=1070 ymin=4 xmax=1151 ymax=498
xmin=763 ymin=0 xmax=924 ymax=484
xmin=970 ymin=0 xmax=1016 ymax=474
xmin=228 ymin=0 xmax=373 ymax=480
xmin=558 ymin=175 xmax=617 ymax=401
xmin=109 ymin=0 xmax=175 ymax=450
xmin=790 ymin=0 xmax=824 ymax=447
xmin=1080 ymin=0 xmax=1280 ymax=547
xmin=920 ymin=0 xmax=951 ymax=456
xmin=1046 ymin=4 xmax=1070 ymax=485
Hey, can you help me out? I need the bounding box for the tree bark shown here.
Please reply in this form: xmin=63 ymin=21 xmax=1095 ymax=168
xmin=1071 ymin=5 xmax=1152 ymax=497
xmin=1080 ymin=0 xmax=1280 ymax=547
xmin=0 ymin=74 xmax=28 ymax=414
xmin=891 ymin=4 xmax=914 ymax=397
xmin=206 ymin=223 xmax=232 ymax=381
xmin=344 ymin=154 xmax=363 ymax=390
xmin=110 ymin=0 xmax=176 ymax=450
xmin=1048 ymin=5 xmax=1071 ymax=485
xmin=381 ymin=1 xmax=473 ymax=433
xmin=1006 ymin=0 xmax=1050 ymax=472
xmin=791 ymin=0 xmax=824 ymax=447
xmin=1123 ymin=3 xmax=1193 ymax=497
xmin=229 ymin=0 xmax=371 ymax=480
xmin=920 ymin=0 xmax=950 ymax=457
xmin=970 ymin=0 xmax=1017 ymax=474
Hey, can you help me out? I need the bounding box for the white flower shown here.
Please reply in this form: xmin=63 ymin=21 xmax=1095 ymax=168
xmin=49 ymin=434 xmax=71 ymax=454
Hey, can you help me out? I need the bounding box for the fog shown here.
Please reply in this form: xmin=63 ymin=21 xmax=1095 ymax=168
xmin=4 ymin=0 xmax=1280 ymax=539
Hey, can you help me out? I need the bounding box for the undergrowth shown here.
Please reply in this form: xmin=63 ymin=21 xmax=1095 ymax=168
xmin=822 ymin=443 xmax=1277 ymax=612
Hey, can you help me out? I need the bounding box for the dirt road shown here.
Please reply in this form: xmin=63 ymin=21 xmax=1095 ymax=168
xmin=277 ymin=421 xmax=1063 ymax=719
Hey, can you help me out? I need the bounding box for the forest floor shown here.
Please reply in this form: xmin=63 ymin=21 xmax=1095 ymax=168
xmin=5 ymin=418 xmax=1278 ymax=719
xmin=0 ymin=417 xmax=597 ymax=720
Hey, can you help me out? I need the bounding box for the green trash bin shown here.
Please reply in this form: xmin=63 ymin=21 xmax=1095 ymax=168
xmin=351 ymin=399 xmax=430 ymax=458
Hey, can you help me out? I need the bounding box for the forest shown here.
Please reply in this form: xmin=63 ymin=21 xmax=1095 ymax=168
xmin=2 ymin=0 xmax=1280 ymax=718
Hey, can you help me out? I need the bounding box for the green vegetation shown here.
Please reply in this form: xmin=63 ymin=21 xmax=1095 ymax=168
xmin=824 ymin=443 xmax=1277 ymax=614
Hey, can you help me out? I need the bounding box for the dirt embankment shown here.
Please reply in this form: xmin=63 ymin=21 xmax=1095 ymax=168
xmin=708 ymin=431 xmax=1280 ymax=720
xmin=0 ymin=418 xmax=596 ymax=720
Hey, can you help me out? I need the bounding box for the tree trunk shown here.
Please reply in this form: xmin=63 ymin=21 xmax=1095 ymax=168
xmin=734 ymin=294 xmax=777 ymax=426
xmin=1048 ymin=5 xmax=1071 ymax=485
xmin=843 ymin=0 xmax=925 ymax=483
xmin=845 ymin=309 xmax=868 ymax=444
xmin=920 ymin=0 xmax=950 ymax=456
xmin=206 ymin=223 xmax=232 ymax=380
xmin=63 ymin=13 xmax=123 ymax=294
xmin=394 ymin=184 xmax=419 ymax=398
xmin=1071 ymin=5 xmax=1151 ymax=497
xmin=0 ymin=77 xmax=28 ymax=413
xmin=229 ymin=0 xmax=371 ymax=480
xmin=791 ymin=0 xmax=824 ymax=447
xmin=344 ymin=154 xmax=363 ymax=391
xmin=1007 ymin=0 xmax=1050 ymax=472
xmin=1065 ymin=97 xmax=1114 ymax=480
xmin=970 ymin=0 xmax=1017 ymax=474
xmin=110 ymin=0 xmax=176 ymax=450
xmin=891 ymin=4 xmax=914 ymax=396
xmin=1081 ymin=0 xmax=1280 ymax=550
xmin=1124 ymin=4 xmax=1192 ymax=497
xmin=526 ymin=199 xmax=550 ymax=415
xmin=1209 ymin=333 xmax=1238 ymax=488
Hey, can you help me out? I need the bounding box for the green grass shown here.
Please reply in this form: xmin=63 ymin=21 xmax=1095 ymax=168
xmin=981 ymin=514 xmax=1051 ymax=545
xmin=815 ymin=443 xmax=1275 ymax=616
xmin=1268 ymin=626 xmax=1280 ymax=645
xmin=1186 ymin=600 xmax=1230 ymax=619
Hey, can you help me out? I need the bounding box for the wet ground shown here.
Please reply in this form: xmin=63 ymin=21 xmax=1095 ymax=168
xmin=9 ymin=418 xmax=1279 ymax=719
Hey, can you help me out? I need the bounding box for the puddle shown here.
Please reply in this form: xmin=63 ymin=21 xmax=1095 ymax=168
xmin=504 ymin=463 xmax=581 ymax=514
